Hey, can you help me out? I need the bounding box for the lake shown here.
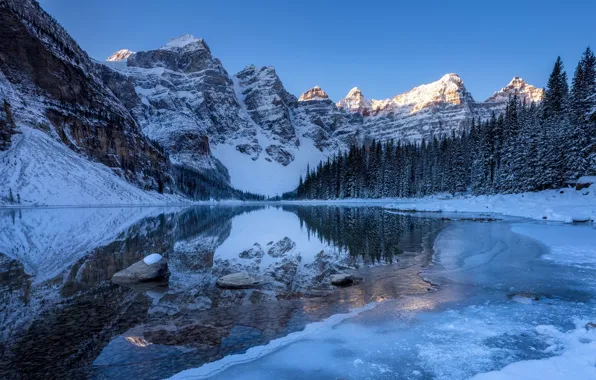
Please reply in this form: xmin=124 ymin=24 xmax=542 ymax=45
xmin=1 ymin=205 xmax=595 ymax=379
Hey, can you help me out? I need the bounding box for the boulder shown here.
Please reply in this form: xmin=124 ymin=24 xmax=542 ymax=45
xmin=216 ymin=272 xmax=264 ymax=289
xmin=330 ymin=273 xmax=362 ymax=287
xmin=112 ymin=255 xmax=169 ymax=284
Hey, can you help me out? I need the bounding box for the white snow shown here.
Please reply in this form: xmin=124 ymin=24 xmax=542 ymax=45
xmin=211 ymin=137 xmax=327 ymax=197
xmin=577 ymin=176 xmax=596 ymax=184
xmin=143 ymin=253 xmax=163 ymax=265
xmin=161 ymin=34 xmax=204 ymax=51
xmin=384 ymin=188 xmax=596 ymax=223
xmin=472 ymin=323 xmax=596 ymax=380
xmin=0 ymin=127 xmax=181 ymax=206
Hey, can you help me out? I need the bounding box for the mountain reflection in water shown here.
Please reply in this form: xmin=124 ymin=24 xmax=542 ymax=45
xmin=0 ymin=205 xmax=448 ymax=379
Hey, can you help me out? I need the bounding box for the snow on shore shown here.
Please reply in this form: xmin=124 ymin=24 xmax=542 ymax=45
xmin=384 ymin=187 xmax=596 ymax=223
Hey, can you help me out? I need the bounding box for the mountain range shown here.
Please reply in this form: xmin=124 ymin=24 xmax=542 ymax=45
xmin=0 ymin=0 xmax=544 ymax=203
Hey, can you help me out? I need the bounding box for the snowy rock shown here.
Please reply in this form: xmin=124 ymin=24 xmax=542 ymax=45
xmin=107 ymin=49 xmax=134 ymax=62
xmin=298 ymin=86 xmax=330 ymax=101
xmin=143 ymin=253 xmax=163 ymax=265
xmin=330 ymin=273 xmax=362 ymax=286
xmin=576 ymin=176 xmax=596 ymax=190
xmin=485 ymin=76 xmax=545 ymax=104
xmin=112 ymin=257 xmax=169 ymax=284
xmin=336 ymin=87 xmax=372 ymax=115
xmin=267 ymin=237 xmax=296 ymax=258
xmin=239 ymin=244 xmax=265 ymax=260
xmin=216 ymin=272 xmax=264 ymax=289
xmin=509 ymin=293 xmax=539 ymax=304
xmin=571 ymin=214 xmax=592 ymax=223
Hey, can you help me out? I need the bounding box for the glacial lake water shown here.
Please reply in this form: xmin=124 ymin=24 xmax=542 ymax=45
xmin=1 ymin=205 xmax=595 ymax=379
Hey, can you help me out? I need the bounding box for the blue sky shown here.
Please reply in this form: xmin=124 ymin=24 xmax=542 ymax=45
xmin=39 ymin=0 xmax=595 ymax=101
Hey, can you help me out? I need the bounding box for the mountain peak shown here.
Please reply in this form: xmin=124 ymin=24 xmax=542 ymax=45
xmin=106 ymin=49 xmax=134 ymax=62
xmin=441 ymin=73 xmax=462 ymax=82
xmin=161 ymin=34 xmax=208 ymax=52
xmin=299 ymin=86 xmax=329 ymax=101
xmin=486 ymin=76 xmax=544 ymax=103
xmin=337 ymin=87 xmax=371 ymax=113
xmin=390 ymin=73 xmax=472 ymax=113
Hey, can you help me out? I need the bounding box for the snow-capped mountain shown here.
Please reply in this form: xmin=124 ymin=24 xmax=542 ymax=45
xmin=0 ymin=0 xmax=545 ymax=201
xmin=107 ymin=49 xmax=134 ymax=62
xmin=336 ymin=87 xmax=371 ymax=115
xmin=485 ymin=76 xmax=545 ymax=104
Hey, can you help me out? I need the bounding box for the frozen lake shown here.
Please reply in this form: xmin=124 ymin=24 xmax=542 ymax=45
xmin=0 ymin=206 xmax=595 ymax=379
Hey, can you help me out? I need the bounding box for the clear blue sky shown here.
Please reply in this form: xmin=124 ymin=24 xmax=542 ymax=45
xmin=38 ymin=0 xmax=595 ymax=102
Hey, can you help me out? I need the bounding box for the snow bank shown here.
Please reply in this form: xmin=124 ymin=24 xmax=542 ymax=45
xmin=472 ymin=322 xmax=596 ymax=380
xmin=384 ymin=188 xmax=596 ymax=223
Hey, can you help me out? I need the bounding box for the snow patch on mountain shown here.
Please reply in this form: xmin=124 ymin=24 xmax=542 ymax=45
xmin=0 ymin=127 xmax=180 ymax=206
xmin=161 ymin=34 xmax=206 ymax=52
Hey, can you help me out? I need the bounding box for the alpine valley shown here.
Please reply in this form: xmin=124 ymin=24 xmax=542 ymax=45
xmin=0 ymin=0 xmax=545 ymax=204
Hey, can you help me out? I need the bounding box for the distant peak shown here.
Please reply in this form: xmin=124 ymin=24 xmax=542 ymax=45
xmin=107 ymin=49 xmax=134 ymax=62
xmin=161 ymin=34 xmax=207 ymax=51
xmin=337 ymin=87 xmax=371 ymax=114
xmin=299 ymin=86 xmax=329 ymax=101
xmin=347 ymin=87 xmax=363 ymax=96
xmin=485 ymin=76 xmax=544 ymax=103
xmin=441 ymin=73 xmax=462 ymax=82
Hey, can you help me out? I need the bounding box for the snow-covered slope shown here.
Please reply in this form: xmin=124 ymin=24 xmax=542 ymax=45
xmin=0 ymin=127 xmax=179 ymax=206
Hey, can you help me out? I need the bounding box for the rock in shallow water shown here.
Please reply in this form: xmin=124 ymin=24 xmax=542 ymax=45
xmin=216 ymin=272 xmax=264 ymax=289
xmin=330 ymin=273 xmax=362 ymax=287
xmin=112 ymin=256 xmax=169 ymax=284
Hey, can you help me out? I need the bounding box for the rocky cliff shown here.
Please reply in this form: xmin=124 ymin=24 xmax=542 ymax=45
xmin=0 ymin=0 xmax=171 ymax=199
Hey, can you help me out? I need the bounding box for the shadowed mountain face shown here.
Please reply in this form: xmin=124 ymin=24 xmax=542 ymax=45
xmin=0 ymin=206 xmax=448 ymax=379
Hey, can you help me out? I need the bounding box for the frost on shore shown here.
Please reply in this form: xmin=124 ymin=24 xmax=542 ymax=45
xmin=384 ymin=186 xmax=596 ymax=223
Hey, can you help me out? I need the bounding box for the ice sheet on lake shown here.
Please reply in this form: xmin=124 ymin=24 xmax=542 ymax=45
xmin=169 ymin=220 xmax=596 ymax=379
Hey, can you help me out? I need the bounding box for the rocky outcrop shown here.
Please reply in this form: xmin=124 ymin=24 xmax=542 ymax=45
xmin=0 ymin=0 xmax=171 ymax=193
xmin=486 ymin=76 xmax=545 ymax=104
xmin=234 ymin=65 xmax=297 ymax=147
xmin=267 ymin=237 xmax=296 ymax=258
xmin=216 ymin=272 xmax=264 ymax=289
xmin=336 ymin=87 xmax=371 ymax=115
xmin=330 ymin=273 xmax=362 ymax=286
xmin=298 ymin=86 xmax=329 ymax=101
xmin=107 ymin=49 xmax=134 ymax=62
xmin=112 ymin=255 xmax=169 ymax=284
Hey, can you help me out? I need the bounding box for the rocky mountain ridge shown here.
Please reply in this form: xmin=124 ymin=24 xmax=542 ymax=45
xmin=0 ymin=0 xmax=545 ymax=201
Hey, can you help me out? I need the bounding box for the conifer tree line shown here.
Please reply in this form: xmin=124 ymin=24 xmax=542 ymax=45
xmin=289 ymin=49 xmax=596 ymax=200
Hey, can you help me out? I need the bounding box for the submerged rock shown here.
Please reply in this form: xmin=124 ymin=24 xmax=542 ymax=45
xmin=112 ymin=255 xmax=169 ymax=284
xmin=216 ymin=272 xmax=264 ymax=289
xmin=268 ymin=237 xmax=296 ymax=258
xmin=330 ymin=273 xmax=362 ymax=287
